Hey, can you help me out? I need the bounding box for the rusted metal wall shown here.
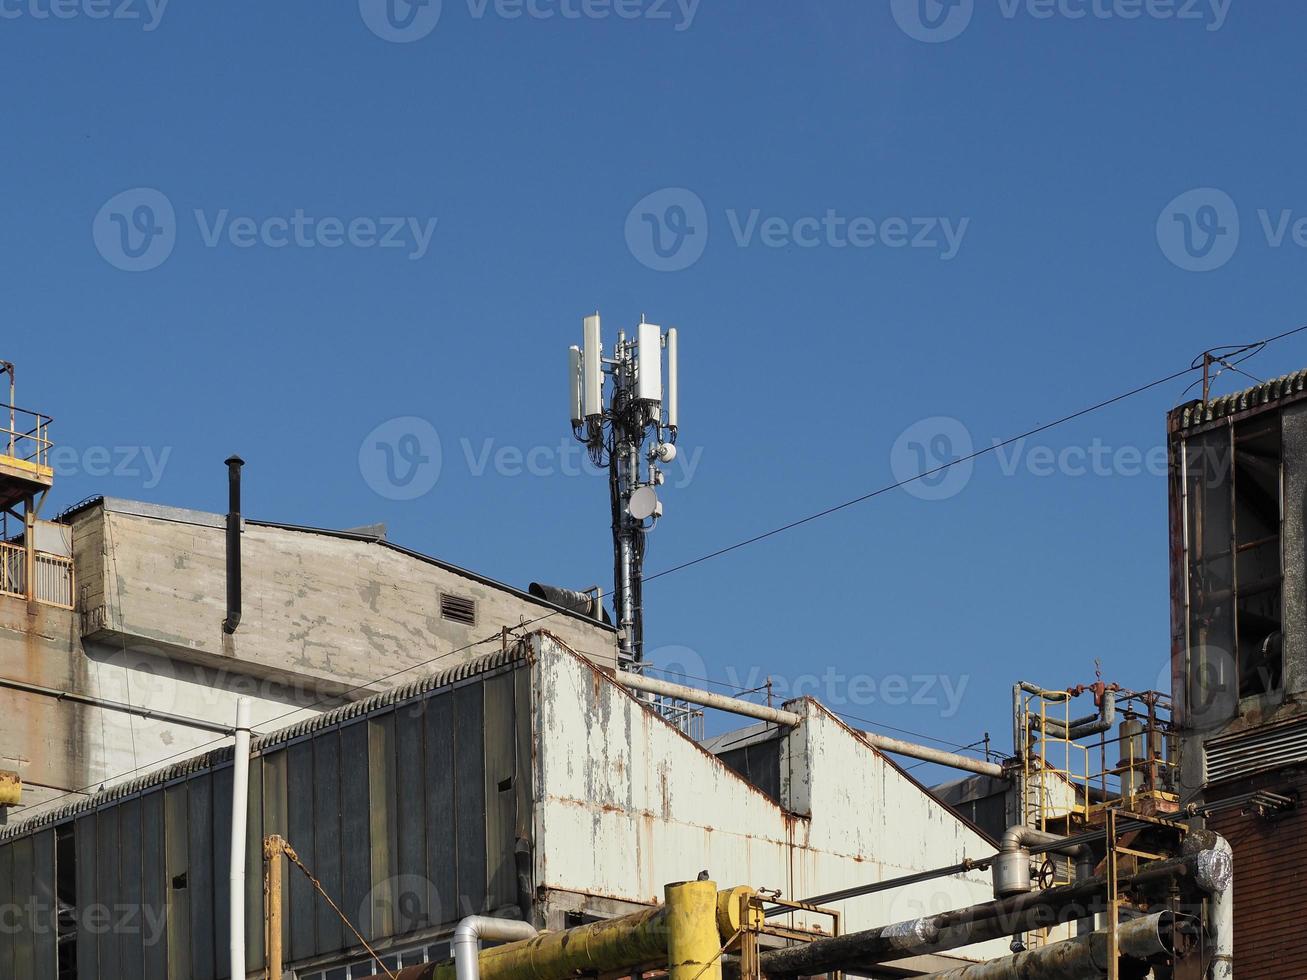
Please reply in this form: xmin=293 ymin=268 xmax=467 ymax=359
xmin=1208 ymin=766 xmax=1307 ymax=979
xmin=0 ymin=650 xmax=530 ymax=980
xmin=530 ymin=633 xmax=1007 ymax=963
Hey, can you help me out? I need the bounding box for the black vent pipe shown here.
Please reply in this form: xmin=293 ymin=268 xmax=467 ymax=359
xmin=223 ymin=455 xmax=244 ymax=634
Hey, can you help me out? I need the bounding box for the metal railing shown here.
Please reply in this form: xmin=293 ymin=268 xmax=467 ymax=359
xmin=1 ymin=402 xmax=54 ymax=469
xmin=0 ymin=541 xmax=74 ymax=608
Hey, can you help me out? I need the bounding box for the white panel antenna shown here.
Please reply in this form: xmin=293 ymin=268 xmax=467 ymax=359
xmin=636 ymin=322 xmax=663 ymax=404
xmin=568 ymin=346 xmax=583 ymax=424
xmin=666 ymin=327 xmax=678 ymax=430
xmin=582 ymin=314 xmax=603 ymax=419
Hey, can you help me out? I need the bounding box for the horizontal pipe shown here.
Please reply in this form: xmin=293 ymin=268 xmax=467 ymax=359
xmin=857 ymin=731 xmax=1005 ymax=778
xmin=914 ymin=912 xmax=1180 ymax=979
xmin=759 ymin=850 xmax=1223 ymax=976
xmin=768 ymin=858 xmax=994 ymax=916
xmin=0 ymin=676 xmax=235 ymax=735
xmin=612 ymin=672 xmax=1003 ymax=776
xmin=612 ymin=671 xmax=802 ymax=726
xmin=453 ymin=916 xmax=540 ymax=980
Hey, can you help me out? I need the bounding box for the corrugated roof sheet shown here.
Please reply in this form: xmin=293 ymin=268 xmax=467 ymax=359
xmin=1171 ymin=367 xmax=1307 ymax=432
xmin=0 ymin=644 xmax=528 ymax=842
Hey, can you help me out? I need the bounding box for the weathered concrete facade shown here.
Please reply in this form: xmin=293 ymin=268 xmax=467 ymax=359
xmin=0 ymin=497 xmax=615 ymax=822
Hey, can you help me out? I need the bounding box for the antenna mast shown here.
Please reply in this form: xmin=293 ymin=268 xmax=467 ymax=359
xmin=570 ymin=313 xmax=679 ymax=669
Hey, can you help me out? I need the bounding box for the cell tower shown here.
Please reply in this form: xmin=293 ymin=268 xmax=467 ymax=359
xmin=570 ymin=313 xmax=679 ymax=669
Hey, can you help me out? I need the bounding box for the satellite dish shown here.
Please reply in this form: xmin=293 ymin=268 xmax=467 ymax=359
xmin=628 ymin=486 xmax=660 ymax=520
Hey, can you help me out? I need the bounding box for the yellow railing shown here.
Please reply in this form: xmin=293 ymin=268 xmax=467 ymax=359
xmin=0 ymin=402 xmax=54 ymax=470
xmin=0 ymin=541 xmax=74 ymax=608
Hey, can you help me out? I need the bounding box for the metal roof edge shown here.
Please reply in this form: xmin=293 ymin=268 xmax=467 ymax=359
xmin=0 ymin=644 xmax=529 ymax=842
xmin=1170 ymin=366 xmax=1307 ymax=433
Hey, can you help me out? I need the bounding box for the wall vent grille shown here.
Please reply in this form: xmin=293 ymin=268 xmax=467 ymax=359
xmin=440 ymin=592 xmax=477 ymax=626
xmin=1207 ymin=719 xmax=1307 ymax=783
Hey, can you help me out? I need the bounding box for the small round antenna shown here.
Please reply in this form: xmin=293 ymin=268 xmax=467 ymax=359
xmin=628 ymin=486 xmax=659 ymax=520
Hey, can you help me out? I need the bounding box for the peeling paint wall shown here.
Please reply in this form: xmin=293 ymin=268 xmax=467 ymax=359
xmin=530 ymin=634 xmax=1007 ymax=961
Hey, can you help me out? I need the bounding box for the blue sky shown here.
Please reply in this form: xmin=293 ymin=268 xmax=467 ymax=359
xmin=3 ymin=0 xmax=1305 ymax=769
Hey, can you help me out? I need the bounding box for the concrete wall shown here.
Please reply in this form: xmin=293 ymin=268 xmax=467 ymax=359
xmin=529 ymin=633 xmax=1007 ymax=964
xmin=1 ymin=498 xmax=615 ymax=823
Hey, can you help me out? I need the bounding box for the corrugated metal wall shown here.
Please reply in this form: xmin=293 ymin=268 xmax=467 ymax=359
xmin=0 ymin=657 xmax=530 ymax=980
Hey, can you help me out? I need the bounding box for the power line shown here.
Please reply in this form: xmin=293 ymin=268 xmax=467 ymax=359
xmin=26 ymin=325 xmax=1307 ymax=817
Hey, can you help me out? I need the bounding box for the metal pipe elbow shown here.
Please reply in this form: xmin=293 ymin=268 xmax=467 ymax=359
xmin=453 ymin=916 xmax=540 ymax=980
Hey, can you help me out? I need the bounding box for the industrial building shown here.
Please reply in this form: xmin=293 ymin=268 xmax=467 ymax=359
xmin=0 ymin=347 xmax=1276 ymax=979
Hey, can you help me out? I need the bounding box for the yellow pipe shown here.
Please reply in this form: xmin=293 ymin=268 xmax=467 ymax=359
xmin=667 ymin=880 xmax=723 ymax=980
xmin=385 ymin=882 xmax=747 ymax=980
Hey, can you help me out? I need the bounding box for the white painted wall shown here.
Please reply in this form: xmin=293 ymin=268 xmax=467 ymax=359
xmin=530 ymin=634 xmax=1007 ymax=962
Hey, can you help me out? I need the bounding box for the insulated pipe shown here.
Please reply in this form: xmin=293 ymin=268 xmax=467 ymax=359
xmin=612 ymin=670 xmax=803 ymax=726
xmin=612 ymin=671 xmax=1004 ymax=776
xmin=857 ymin=731 xmax=1004 ymax=778
xmin=667 ymin=880 xmax=722 ymax=980
xmin=452 ymin=916 xmax=540 ymax=980
xmin=383 ymin=883 xmax=745 ymax=980
xmin=1195 ymin=833 xmax=1234 ymax=979
xmin=1019 ymin=681 xmax=1117 ymax=740
xmin=223 ymin=455 xmax=244 ymax=634
xmin=912 ymin=912 xmax=1183 ymax=979
xmin=229 ymin=698 xmax=252 ymax=980
xmin=759 ymin=850 xmax=1222 ymax=976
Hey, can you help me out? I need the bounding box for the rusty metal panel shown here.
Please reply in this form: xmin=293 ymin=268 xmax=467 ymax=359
xmin=163 ymin=783 xmax=190 ymax=980
xmin=11 ymin=834 xmax=34 ymax=977
xmin=74 ymin=815 xmax=98 ymax=980
xmin=484 ymin=670 xmax=517 ymax=911
xmin=94 ymin=806 xmax=119 ymax=979
xmin=313 ymin=730 xmax=344 ymax=954
xmin=211 ymin=765 xmax=232 ymax=973
xmin=0 ymin=842 xmax=12 ymax=978
xmin=339 ymin=723 xmax=373 ymax=944
xmin=243 ymin=757 xmax=264 ymax=976
xmin=423 ymin=690 xmax=457 ymax=927
xmin=116 ymin=798 xmax=144 ymax=979
xmin=141 ymin=789 xmax=168 ymax=980
xmin=0 ymin=842 xmax=13 ymax=978
xmin=393 ymin=701 xmax=429 ymax=935
xmin=286 ymin=740 xmax=315 ymax=962
xmin=261 ymin=748 xmax=289 ymax=960
xmin=31 ymin=829 xmax=56 ymax=980
xmin=187 ymin=773 xmax=216 ymax=980
xmin=454 ymin=681 xmax=487 ymax=914
xmin=367 ymin=715 xmax=398 ymax=938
